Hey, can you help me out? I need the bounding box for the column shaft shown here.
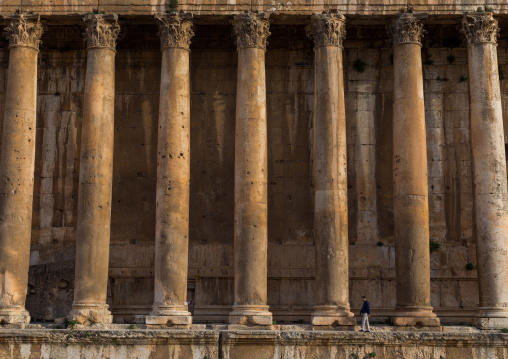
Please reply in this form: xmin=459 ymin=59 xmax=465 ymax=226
xmin=390 ymin=12 xmax=439 ymax=327
xmin=229 ymin=13 xmax=272 ymax=326
xmin=0 ymin=14 xmax=42 ymax=324
xmin=146 ymin=13 xmax=194 ymax=326
xmin=462 ymin=13 xmax=508 ymax=329
xmin=69 ymin=14 xmax=119 ymax=325
xmin=306 ymin=13 xmax=355 ymax=327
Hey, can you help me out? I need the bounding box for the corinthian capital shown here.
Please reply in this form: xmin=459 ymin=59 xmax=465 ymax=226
xmin=461 ymin=12 xmax=499 ymax=46
xmin=83 ymin=14 xmax=120 ymax=51
xmin=231 ymin=13 xmax=270 ymax=50
xmin=389 ymin=12 xmax=426 ymax=46
xmin=306 ymin=13 xmax=346 ymax=48
xmin=3 ymin=13 xmax=43 ymax=50
xmin=155 ymin=13 xmax=194 ymax=50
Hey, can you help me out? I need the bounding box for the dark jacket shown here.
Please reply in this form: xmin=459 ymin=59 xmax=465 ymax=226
xmin=360 ymin=300 xmax=370 ymax=315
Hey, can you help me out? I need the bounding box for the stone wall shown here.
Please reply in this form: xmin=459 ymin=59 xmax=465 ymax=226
xmin=0 ymin=17 xmax=506 ymax=324
xmin=0 ymin=327 xmax=507 ymax=359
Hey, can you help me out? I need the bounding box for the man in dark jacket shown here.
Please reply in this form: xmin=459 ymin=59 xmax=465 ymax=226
xmin=360 ymin=296 xmax=371 ymax=332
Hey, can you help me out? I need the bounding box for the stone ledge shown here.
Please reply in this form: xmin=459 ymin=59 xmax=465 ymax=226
xmin=0 ymin=326 xmax=507 ymax=358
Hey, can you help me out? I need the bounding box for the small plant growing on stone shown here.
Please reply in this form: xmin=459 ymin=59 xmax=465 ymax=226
xmin=272 ymin=320 xmax=277 ymax=325
xmin=65 ymin=319 xmax=79 ymax=329
xmin=353 ymin=59 xmax=366 ymax=73
xmin=499 ymin=66 xmax=505 ymax=81
xmin=167 ymin=0 xmax=179 ymax=12
xmin=129 ymin=324 xmax=135 ymax=329
xmin=466 ymin=263 xmax=475 ymax=271
xmin=351 ymin=354 xmax=359 ymax=359
xmin=368 ymin=353 xmax=377 ymax=358
xmin=376 ymin=241 xmax=384 ymax=247
xmin=429 ymin=240 xmax=441 ymax=253
xmin=447 ymin=55 xmax=455 ymax=64
xmin=476 ymin=7 xmax=484 ymax=12
xmin=501 ymin=328 xmax=508 ymax=333
xmin=459 ymin=75 xmax=468 ymax=82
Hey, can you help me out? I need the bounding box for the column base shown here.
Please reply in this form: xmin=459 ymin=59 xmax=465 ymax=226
xmin=475 ymin=308 xmax=508 ymax=329
xmin=0 ymin=307 xmax=30 ymax=324
xmin=392 ymin=309 xmax=440 ymax=327
xmin=229 ymin=305 xmax=273 ymax=326
xmin=146 ymin=302 xmax=192 ymax=326
xmin=68 ymin=302 xmax=113 ymax=326
xmin=311 ymin=305 xmax=356 ymax=326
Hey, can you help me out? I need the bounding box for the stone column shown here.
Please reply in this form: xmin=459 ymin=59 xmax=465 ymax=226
xmin=0 ymin=13 xmax=43 ymax=325
xmin=146 ymin=13 xmax=194 ymax=326
xmin=68 ymin=14 xmax=120 ymax=325
xmin=305 ymin=13 xmax=355 ymax=327
xmin=389 ymin=12 xmax=439 ymax=327
xmin=462 ymin=13 xmax=508 ymax=330
xmin=229 ymin=13 xmax=273 ymax=326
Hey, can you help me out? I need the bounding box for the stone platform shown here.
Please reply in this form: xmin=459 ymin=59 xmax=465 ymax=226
xmin=1 ymin=325 xmax=508 ymax=359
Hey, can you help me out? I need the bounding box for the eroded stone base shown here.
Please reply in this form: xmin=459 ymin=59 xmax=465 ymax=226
xmin=476 ymin=316 xmax=508 ymax=329
xmin=229 ymin=305 xmax=273 ymax=326
xmin=146 ymin=313 xmax=193 ymax=326
xmin=68 ymin=303 xmax=113 ymax=326
xmin=392 ymin=315 xmax=441 ymax=327
xmin=0 ymin=308 xmax=30 ymax=325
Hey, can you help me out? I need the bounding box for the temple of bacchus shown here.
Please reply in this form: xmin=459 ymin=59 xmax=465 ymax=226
xmin=0 ymin=1 xmax=508 ymax=358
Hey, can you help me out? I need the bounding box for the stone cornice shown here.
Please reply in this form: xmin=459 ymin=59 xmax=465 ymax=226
xmin=388 ymin=12 xmax=427 ymax=46
xmin=461 ymin=12 xmax=499 ymax=46
xmin=306 ymin=13 xmax=346 ymax=48
xmin=83 ymin=14 xmax=120 ymax=51
xmin=3 ymin=13 xmax=43 ymax=50
xmin=231 ymin=13 xmax=270 ymax=51
xmin=155 ymin=12 xmax=194 ymax=50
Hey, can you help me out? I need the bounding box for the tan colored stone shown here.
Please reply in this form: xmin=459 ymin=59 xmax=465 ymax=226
xmin=0 ymin=13 xmax=43 ymax=325
xmin=389 ymin=12 xmax=439 ymax=327
xmin=146 ymin=13 xmax=194 ymax=327
xmin=68 ymin=14 xmax=120 ymax=326
xmin=229 ymin=13 xmax=272 ymax=326
xmin=306 ymin=13 xmax=354 ymax=327
xmin=462 ymin=13 xmax=508 ymax=330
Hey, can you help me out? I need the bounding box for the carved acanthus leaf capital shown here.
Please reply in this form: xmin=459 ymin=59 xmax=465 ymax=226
xmin=231 ymin=13 xmax=271 ymax=50
xmin=306 ymin=13 xmax=346 ymax=48
xmin=83 ymin=14 xmax=120 ymax=51
xmin=155 ymin=13 xmax=194 ymax=50
xmin=3 ymin=13 xmax=43 ymax=50
xmin=389 ymin=12 xmax=427 ymax=46
xmin=461 ymin=12 xmax=499 ymax=45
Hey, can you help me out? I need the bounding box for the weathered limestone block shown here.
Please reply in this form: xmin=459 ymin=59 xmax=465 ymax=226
xmin=388 ymin=11 xmax=439 ymax=327
xmin=146 ymin=12 xmax=194 ymax=326
xmin=68 ymin=14 xmax=120 ymax=326
xmin=0 ymin=13 xmax=43 ymax=325
xmin=229 ymin=12 xmax=273 ymax=326
xmin=305 ymin=13 xmax=355 ymax=327
xmin=461 ymin=12 xmax=508 ymax=330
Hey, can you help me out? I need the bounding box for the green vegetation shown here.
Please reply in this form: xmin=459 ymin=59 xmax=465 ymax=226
xmin=429 ymin=240 xmax=441 ymax=253
xmin=459 ymin=75 xmax=468 ymax=82
xmin=376 ymin=241 xmax=384 ymax=247
xmin=447 ymin=55 xmax=455 ymax=64
xmin=466 ymin=263 xmax=475 ymax=271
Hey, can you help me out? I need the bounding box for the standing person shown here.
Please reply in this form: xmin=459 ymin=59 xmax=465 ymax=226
xmin=360 ymin=296 xmax=371 ymax=332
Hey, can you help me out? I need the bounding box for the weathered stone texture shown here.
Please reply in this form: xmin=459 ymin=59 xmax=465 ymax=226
xmin=0 ymin=17 xmax=505 ymax=324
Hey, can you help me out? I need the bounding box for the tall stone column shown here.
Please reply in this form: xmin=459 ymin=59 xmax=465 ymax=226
xmin=146 ymin=13 xmax=194 ymax=326
xmin=389 ymin=12 xmax=439 ymax=327
xmin=306 ymin=13 xmax=355 ymax=327
xmin=229 ymin=13 xmax=273 ymax=326
xmin=0 ymin=13 xmax=43 ymax=325
xmin=462 ymin=13 xmax=508 ymax=330
xmin=68 ymin=14 xmax=120 ymax=325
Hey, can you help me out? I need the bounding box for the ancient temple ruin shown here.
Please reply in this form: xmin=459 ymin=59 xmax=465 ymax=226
xmin=0 ymin=1 xmax=508 ymax=358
